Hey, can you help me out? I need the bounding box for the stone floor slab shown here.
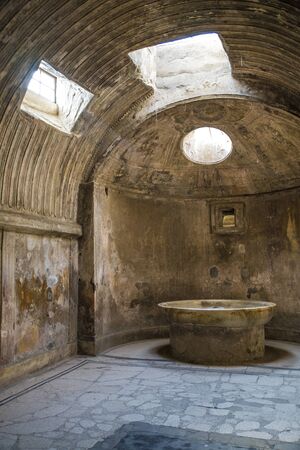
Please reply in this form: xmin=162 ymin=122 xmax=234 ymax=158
xmin=0 ymin=339 xmax=300 ymax=449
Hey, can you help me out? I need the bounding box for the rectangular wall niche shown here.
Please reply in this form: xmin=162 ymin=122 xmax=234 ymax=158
xmin=210 ymin=202 xmax=245 ymax=234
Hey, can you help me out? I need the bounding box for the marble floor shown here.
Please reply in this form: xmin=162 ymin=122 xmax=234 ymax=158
xmin=0 ymin=339 xmax=300 ymax=449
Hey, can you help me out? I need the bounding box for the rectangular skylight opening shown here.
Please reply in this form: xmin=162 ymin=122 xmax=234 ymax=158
xmin=128 ymin=32 xmax=232 ymax=98
xmin=21 ymin=60 xmax=93 ymax=134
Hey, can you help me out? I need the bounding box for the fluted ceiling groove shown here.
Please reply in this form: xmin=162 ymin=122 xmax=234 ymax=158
xmin=0 ymin=0 xmax=299 ymax=221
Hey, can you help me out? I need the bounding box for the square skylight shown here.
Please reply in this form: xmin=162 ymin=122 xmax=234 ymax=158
xmin=21 ymin=60 xmax=93 ymax=134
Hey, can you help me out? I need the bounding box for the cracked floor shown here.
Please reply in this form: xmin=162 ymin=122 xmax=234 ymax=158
xmin=0 ymin=339 xmax=300 ymax=449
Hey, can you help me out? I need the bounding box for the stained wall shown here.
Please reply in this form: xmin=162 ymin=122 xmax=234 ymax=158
xmin=78 ymin=185 xmax=300 ymax=352
xmin=0 ymin=231 xmax=78 ymax=383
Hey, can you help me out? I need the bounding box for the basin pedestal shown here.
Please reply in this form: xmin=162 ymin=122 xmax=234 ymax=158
xmin=170 ymin=323 xmax=265 ymax=364
xmin=159 ymin=300 xmax=275 ymax=365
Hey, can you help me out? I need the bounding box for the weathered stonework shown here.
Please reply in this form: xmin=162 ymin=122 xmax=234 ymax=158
xmin=159 ymin=300 xmax=275 ymax=364
xmin=76 ymin=186 xmax=300 ymax=352
xmin=0 ymin=1 xmax=299 ymax=382
xmin=95 ymin=98 xmax=300 ymax=198
xmin=0 ymin=1 xmax=299 ymax=221
xmin=0 ymin=231 xmax=78 ymax=380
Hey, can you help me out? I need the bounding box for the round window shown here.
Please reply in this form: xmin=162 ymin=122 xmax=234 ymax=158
xmin=182 ymin=127 xmax=232 ymax=165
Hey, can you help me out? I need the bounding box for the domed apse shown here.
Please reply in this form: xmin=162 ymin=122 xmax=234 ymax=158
xmin=181 ymin=127 xmax=232 ymax=165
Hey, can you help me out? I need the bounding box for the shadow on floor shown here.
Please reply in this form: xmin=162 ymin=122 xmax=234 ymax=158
xmin=90 ymin=422 xmax=293 ymax=450
xmin=103 ymin=338 xmax=300 ymax=369
xmin=156 ymin=343 xmax=294 ymax=367
xmin=262 ymin=344 xmax=293 ymax=364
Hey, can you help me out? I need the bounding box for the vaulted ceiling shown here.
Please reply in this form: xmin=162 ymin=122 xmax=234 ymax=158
xmin=95 ymin=98 xmax=300 ymax=198
xmin=0 ymin=1 xmax=299 ymax=222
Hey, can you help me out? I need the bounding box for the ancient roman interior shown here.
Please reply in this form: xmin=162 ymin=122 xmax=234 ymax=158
xmin=0 ymin=1 xmax=300 ymax=449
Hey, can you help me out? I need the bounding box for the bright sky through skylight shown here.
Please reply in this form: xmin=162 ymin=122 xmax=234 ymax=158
xmin=182 ymin=127 xmax=232 ymax=165
xmin=156 ymin=32 xmax=219 ymax=48
xmin=28 ymin=68 xmax=56 ymax=103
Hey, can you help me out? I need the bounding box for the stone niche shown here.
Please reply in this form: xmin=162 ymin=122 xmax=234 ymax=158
xmin=210 ymin=201 xmax=246 ymax=234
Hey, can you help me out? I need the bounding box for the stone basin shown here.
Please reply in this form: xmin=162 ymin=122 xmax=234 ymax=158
xmin=159 ymin=300 xmax=276 ymax=364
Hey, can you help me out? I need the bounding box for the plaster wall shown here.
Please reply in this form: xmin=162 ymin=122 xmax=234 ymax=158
xmin=0 ymin=231 xmax=78 ymax=383
xmin=86 ymin=186 xmax=300 ymax=350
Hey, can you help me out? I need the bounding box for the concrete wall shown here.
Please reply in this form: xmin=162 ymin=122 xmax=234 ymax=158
xmin=0 ymin=231 xmax=78 ymax=383
xmin=78 ymin=185 xmax=300 ymax=352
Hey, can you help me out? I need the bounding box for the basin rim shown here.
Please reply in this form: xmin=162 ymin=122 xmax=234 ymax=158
xmin=158 ymin=299 xmax=276 ymax=312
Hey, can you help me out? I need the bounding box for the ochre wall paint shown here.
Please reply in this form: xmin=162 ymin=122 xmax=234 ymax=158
xmin=0 ymin=232 xmax=78 ymax=372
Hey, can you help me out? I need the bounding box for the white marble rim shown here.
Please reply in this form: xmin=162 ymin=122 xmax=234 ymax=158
xmin=158 ymin=299 xmax=276 ymax=311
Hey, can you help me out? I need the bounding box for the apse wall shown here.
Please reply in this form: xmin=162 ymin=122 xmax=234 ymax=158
xmin=80 ymin=185 xmax=300 ymax=351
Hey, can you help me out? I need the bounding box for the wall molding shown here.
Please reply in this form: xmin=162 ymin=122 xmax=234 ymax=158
xmin=78 ymin=325 xmax=169 ymax=356
xmin=94 ymin=182 xmax=300 ymax=203
xmin=0 ymin=209 xmax=82 ymax=238
xmin=0 ymin=342 xmax=77 ymax=386
xmin=0 ymin=232 xmax=16 ymax=364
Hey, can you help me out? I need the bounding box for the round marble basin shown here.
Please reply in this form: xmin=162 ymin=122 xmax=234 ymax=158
xmin=159 ymin=300 xmax=276 ymax=364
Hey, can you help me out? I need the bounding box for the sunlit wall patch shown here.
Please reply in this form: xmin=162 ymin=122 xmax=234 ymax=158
xmin=181 ymin=127 xmax=232 ymax=165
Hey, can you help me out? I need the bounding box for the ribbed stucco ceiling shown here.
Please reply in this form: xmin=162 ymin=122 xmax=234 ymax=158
xmin=95 ymin=98 xmax=300 ymax=197
xmin=0 ymin=1 xmax=299 ymax=220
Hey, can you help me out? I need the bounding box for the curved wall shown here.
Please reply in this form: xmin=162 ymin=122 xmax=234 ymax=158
xmin=78 ymin=184 xmax=300 ymax=353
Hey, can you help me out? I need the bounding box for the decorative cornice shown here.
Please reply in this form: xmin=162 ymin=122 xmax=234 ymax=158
xmin=0 ymin=209 xmax=82 ymax=238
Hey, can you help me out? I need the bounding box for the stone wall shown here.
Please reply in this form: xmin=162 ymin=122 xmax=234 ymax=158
xmin=0 ymin=231 xmax=78 ymax=384
xmin=78 ymin=185 xmax=300 ymax=353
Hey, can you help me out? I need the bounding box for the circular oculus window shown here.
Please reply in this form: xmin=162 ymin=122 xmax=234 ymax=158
xmin=182 ymin=127 xmax=232 ymax=165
